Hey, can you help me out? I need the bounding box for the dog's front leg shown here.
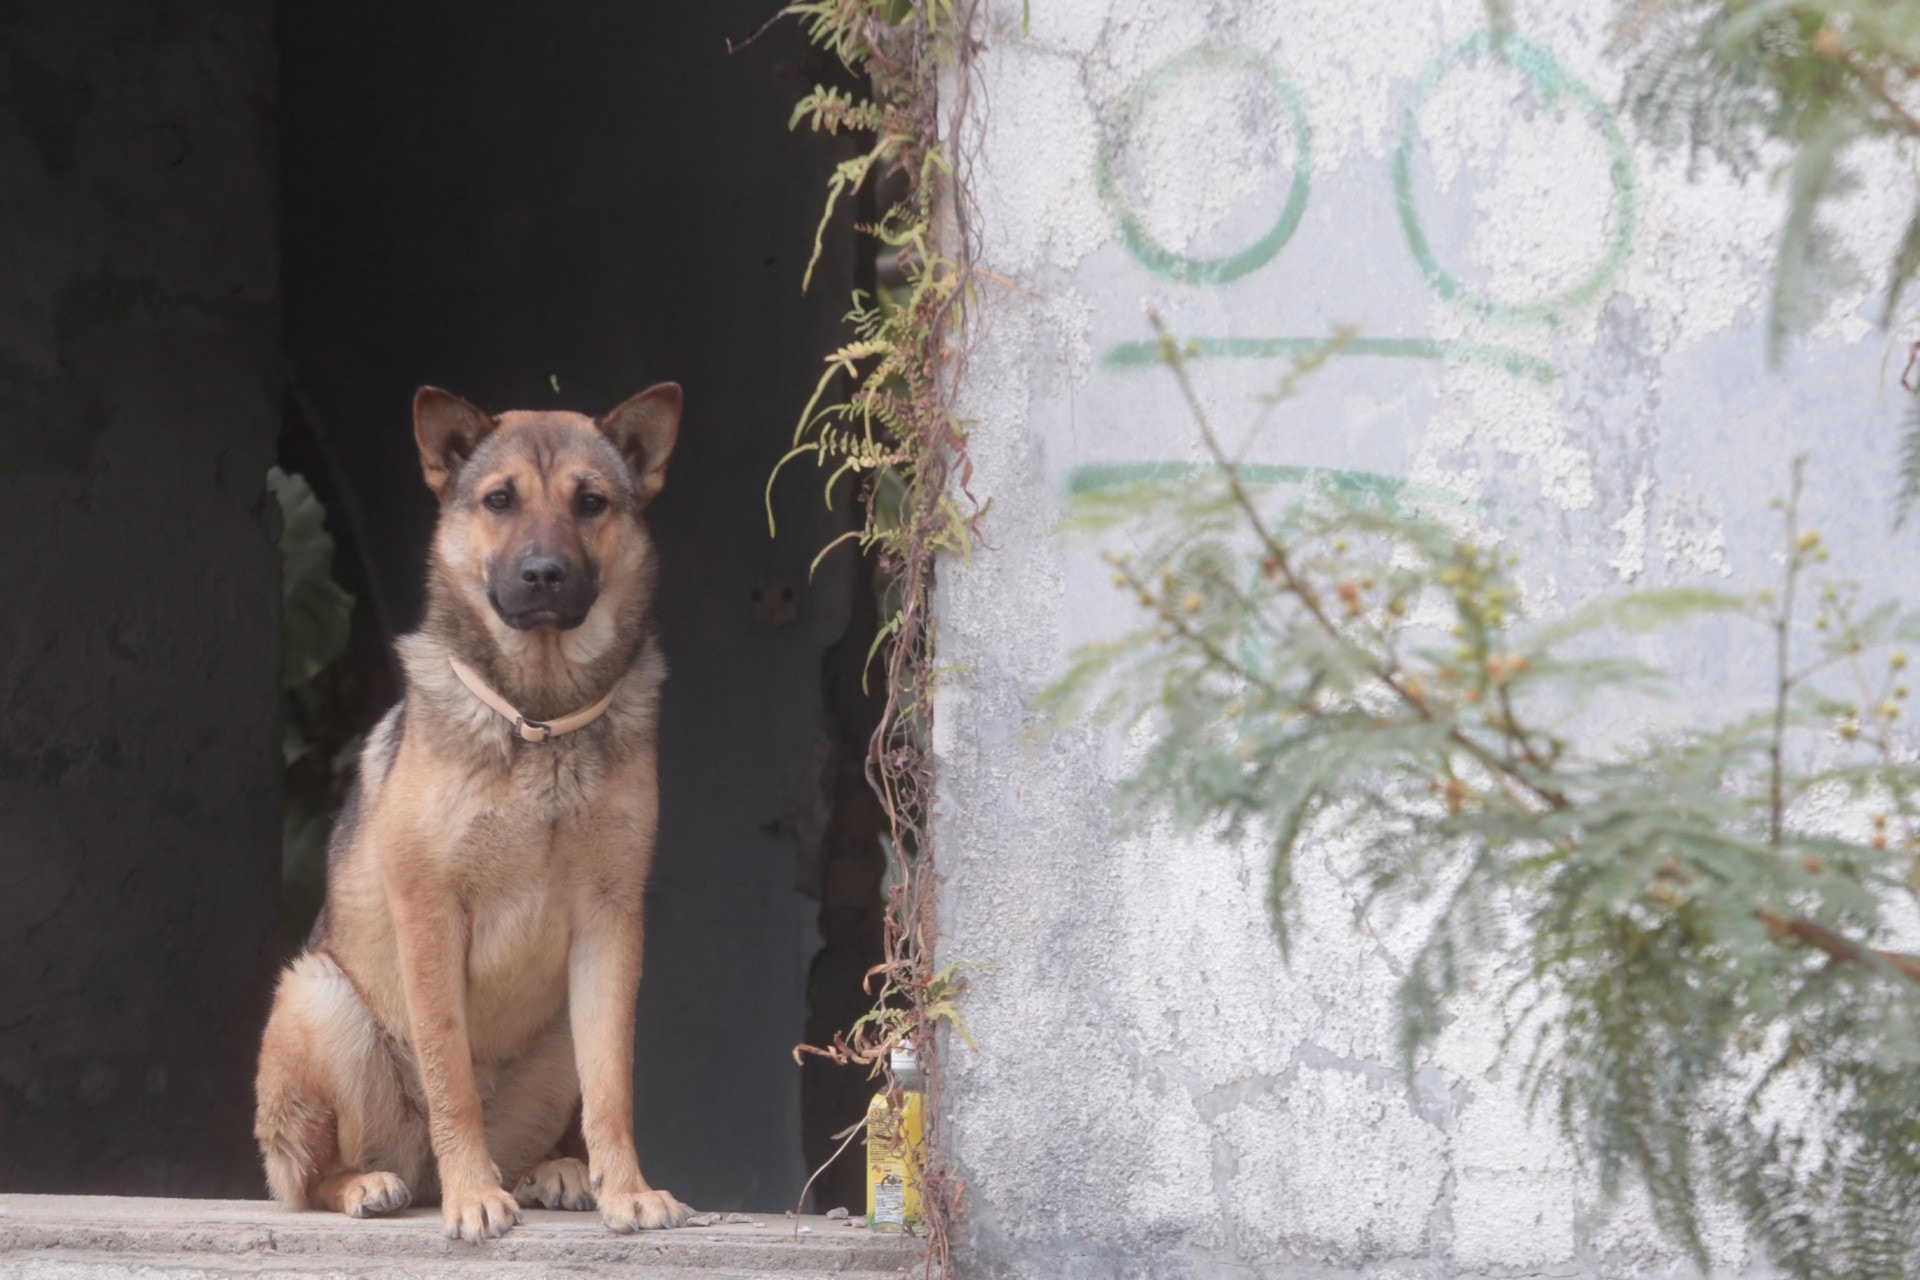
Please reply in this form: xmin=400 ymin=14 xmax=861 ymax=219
xmin=387 ymin=860 xmax=522 ymax=1242
xmin=569 ymin=895 xmax=691 ymax=1232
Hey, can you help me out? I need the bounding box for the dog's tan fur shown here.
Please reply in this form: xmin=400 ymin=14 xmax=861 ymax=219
xmin=255 ymin=384 xmax=690 ymax=1242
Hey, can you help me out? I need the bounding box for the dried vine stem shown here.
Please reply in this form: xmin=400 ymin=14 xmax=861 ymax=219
xmin=769 ymin=2 xmax=984 ymax=1275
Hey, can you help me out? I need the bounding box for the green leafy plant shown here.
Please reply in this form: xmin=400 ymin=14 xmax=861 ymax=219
xmin=1614 ymin=1 xmax=1920 ymax=511
xmin=270 ymin=467 xmax=358 ymax=945
xmin=1047 ymin=321 xmax=1920 ymax=1276
xmin=768 ymin=1 xmax=982 ymax=1271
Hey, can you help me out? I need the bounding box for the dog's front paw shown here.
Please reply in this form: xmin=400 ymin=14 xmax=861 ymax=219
xmin=442 ymin=1181 xmax=523 ymax=1243
xmin=599 ymin=1185 xmax=692 ymax=1233
xmin=516 ymin=1157 xmax=595 ymax=1211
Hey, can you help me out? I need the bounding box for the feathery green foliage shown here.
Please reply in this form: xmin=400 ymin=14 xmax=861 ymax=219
xmin=1615 ymin=0 xmax=1920 ymax=507
xmin=772 ymin=1 xmax=980 ymax=1269
xmin=768 ymin=2 xmax=974 ymax=583
xmin=1046 ymin=323 xmax=1920 ymax=1274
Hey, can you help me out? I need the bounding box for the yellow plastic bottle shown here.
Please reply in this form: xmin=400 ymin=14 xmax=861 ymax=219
xmin=865 ymin=1044 xmax=924 ymax=1231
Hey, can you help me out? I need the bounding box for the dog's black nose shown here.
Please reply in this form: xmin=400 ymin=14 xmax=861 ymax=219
xmin=493 ymin=552 xmax=595 ymax=630
xmin=519 ymin=556 xmax=567 ymax=589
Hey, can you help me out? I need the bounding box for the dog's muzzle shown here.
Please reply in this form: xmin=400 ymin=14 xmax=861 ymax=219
xmin=491 ymin=554 xmax=598 ymax=630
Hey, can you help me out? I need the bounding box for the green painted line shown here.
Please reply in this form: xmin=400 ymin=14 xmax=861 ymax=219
xmin=1100 ymin=335 xmax=1557 ymax=384
xmin=1064 ymin=461 xmax=1474 ymax=513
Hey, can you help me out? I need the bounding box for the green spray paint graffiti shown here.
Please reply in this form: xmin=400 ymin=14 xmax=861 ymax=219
xmin=1100 ymin=336 xmax=1556 ymax=385
xmin=1065 ymin=460 xmax=1476 ymax=515
xmin=1092 ymin=30 xmax=1638 ymax=375
xmin=1393 ymin=31 xmax=1637 ymax=324
xmin=1093 ymin=45 xmax=1313 ymax=286
xmin=1078 ymin=29 xmax=1637 ymax=505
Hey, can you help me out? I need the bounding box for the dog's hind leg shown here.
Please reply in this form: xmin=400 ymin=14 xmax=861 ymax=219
xmin=314 ymin=1169 xmax=414 ymax=1218
xmin=483 ymin=1022 xmax=592 ymax=1209
xmin=255 ymin=952 xmax=430 ymax=1215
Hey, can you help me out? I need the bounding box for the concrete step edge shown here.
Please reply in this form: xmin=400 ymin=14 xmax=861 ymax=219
xmin=0 ymin=1249 xmax=916 ymax=1280
xmin=0 ymin=1198 xmax=919 ymax=1277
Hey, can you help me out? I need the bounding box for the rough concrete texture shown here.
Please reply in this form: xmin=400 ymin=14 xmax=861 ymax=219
xmin=0 ymin=0 xmax=282 ymax=1194
xmin=0 ymin=1196 xmax=913 ymax=1279
xmin=935 ymin=0 xmax=1915 ymax=1276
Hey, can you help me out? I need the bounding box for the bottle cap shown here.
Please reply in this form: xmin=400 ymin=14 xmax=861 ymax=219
xmin=890 ymin=1042 xmax=921 ymax=1086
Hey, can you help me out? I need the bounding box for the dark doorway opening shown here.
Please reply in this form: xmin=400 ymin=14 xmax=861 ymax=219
xmin=275 ymin=0 xmax=882 ymax=1215
xmin=0 ymin=0 xmax=884 ymax=1213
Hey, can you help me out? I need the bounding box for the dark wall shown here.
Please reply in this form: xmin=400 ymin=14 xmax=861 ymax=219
xmin=0 ymin=0 xmax=283 ymax=1193
xmin=279 ymin=2 xmax=860 ymax=1211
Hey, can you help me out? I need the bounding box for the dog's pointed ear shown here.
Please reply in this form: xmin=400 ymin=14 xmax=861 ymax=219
xmin=413 ymin=387 xmax=497 ymax=500
xmin=598 ymin=382 xmax=681 ymax=507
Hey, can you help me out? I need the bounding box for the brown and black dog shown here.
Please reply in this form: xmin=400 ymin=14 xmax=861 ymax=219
xmin=254 ymin=384 xmax=692 ymax=1242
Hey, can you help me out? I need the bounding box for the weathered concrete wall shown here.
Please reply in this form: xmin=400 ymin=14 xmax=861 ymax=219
xmin=937 ymin=1 xmax=1913 ymax=1276
xmin=0 ymin=0 xmax=281 ymax=1194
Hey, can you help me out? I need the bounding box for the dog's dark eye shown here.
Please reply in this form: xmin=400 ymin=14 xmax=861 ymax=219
xmin=484 ymin=490 xmax=513 ymax=512
xmin=577 ymin=492 xmax=608 ymax=516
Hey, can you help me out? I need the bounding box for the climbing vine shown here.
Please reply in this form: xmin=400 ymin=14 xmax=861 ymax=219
xmin=764 ymin=0 xmax=982 ymax=1273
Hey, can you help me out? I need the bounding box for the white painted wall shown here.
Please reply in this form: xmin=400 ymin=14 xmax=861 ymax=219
xmin=935 ymin=1 xmax=1914 ymax=1276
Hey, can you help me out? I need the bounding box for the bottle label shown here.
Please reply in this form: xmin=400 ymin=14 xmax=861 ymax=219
xmin=872 ymin=1169 xmax=906 ymax=1226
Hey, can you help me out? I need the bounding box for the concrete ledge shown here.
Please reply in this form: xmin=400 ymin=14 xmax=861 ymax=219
xmin=0 ymin=1196 xmax=916 ymax=1279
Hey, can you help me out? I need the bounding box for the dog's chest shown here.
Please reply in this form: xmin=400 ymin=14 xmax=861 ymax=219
xmin=509 ymin=739 xmax=604 ymax=812
xmin=453 ymin=754 xmax=608 ymax=1056
xmin=464 ymin=872 xmax=569 ymax=1057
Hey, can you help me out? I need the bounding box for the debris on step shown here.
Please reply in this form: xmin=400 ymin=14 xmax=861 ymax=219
xmin=826 ymin=1206 xmax=850 ymax=1220
xmin=721 ymin=1212 xmax=756 ymax=1225
xmin=683 ymin=1212 xmax=721 ymax=1227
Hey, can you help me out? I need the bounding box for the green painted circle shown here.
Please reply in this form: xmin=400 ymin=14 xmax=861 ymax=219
xmin=1096 ymin=46 xmax=1313 ymax=286
xmin=1392 ymin=31 xmax=1637 ymax=323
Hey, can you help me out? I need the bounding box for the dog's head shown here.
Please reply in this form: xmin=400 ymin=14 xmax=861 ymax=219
xmin=413 ymin=384 xmax=681 ymax=634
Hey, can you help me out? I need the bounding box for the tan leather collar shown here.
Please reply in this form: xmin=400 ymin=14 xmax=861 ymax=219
xmin=447 ymin=656 xmax=618 ymax=744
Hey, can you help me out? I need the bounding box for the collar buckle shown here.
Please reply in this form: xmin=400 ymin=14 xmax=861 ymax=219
xmin=515 ymin=716 xmax=554 ymax=744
